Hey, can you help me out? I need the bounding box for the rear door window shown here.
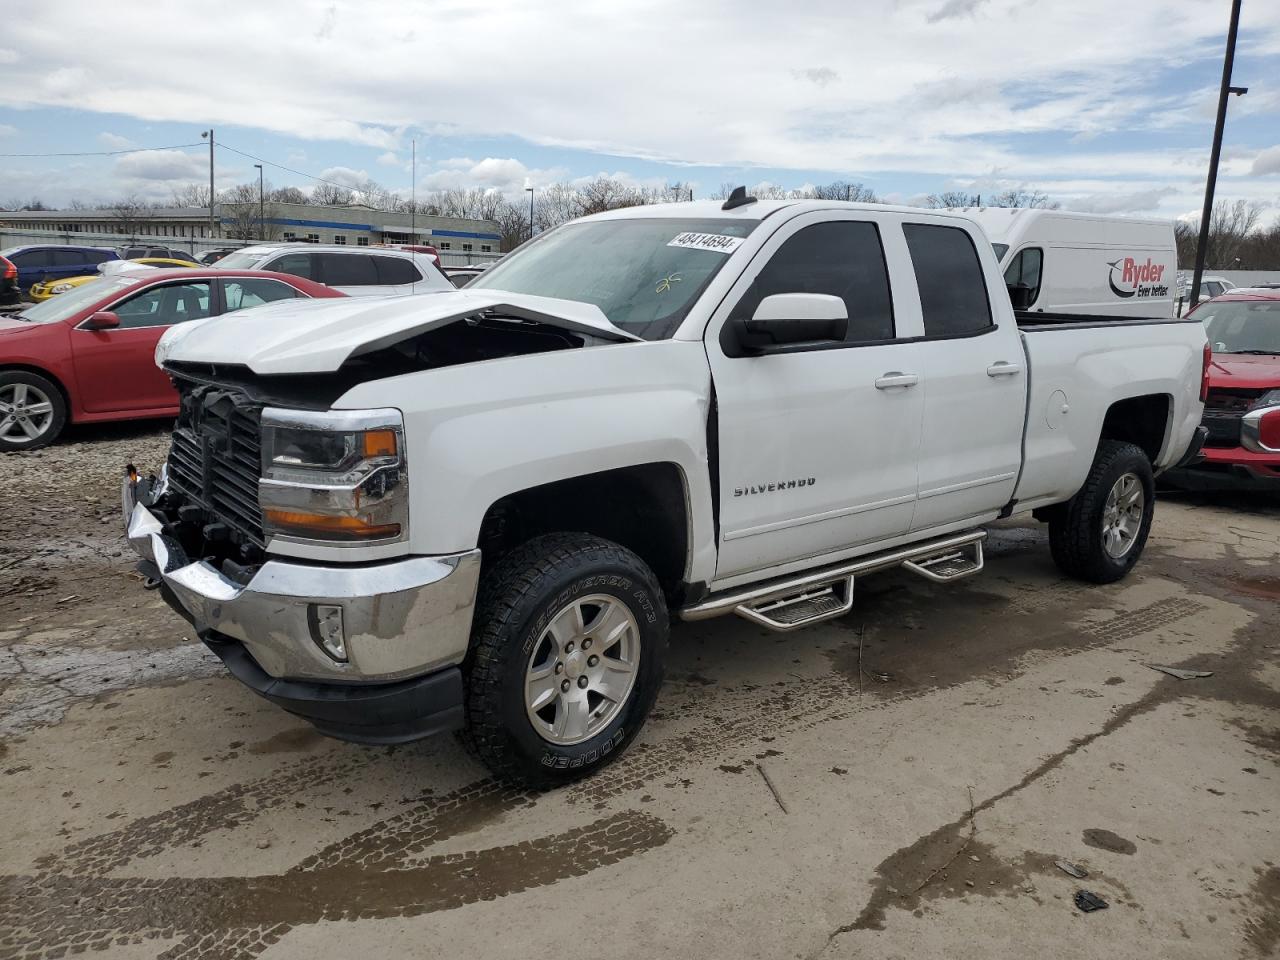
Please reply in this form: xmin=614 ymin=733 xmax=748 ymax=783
xmin=54 ymin=249 xmax=90 ymax=268
xmin=729 ymin=220 xmax=895 ymax=343
xmin=319 ymin=253 xmax=378 ymax=286
xmin=903 ymin=223 xmax=993 ymax=337
xmin=223 ymin=278 xmax=301 ymax=312
xmin=266 ymin=252 xmax=317 ymax=281
xmin=372 ymin=255 xmax=420 ymax=285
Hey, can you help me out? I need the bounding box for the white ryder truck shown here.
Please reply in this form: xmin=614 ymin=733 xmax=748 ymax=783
xmin=123 ymin=193 xmax=1209 ymax=785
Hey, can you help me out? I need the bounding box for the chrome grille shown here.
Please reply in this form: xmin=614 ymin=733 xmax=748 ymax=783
xmin=166 ymin=385 xmax=265 ymax=546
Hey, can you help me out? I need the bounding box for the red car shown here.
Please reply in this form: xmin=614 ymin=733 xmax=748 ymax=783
xmin=1168 ymin=287 xmax=1280 ymax=491
xmin=0 ymin=269 xmax=342 ymax=451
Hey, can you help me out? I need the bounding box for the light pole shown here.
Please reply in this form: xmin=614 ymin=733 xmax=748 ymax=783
xmin=253 ymin=164 xmax=264 ymax=241
xmin=1191 ymin=0 xmax=1247 ymax=305
xmin=525 ymin=183 xmax=535 ymax=243
xmin=201 ymin=129 xmax=215 ymax=239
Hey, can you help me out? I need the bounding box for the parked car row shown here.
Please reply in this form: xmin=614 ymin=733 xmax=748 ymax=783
xmin=0 ymin=269 xmax=341 ymax=450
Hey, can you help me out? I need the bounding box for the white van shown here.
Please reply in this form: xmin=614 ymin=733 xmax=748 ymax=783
xmin=964 ymin=208 xmax=1178 ymax=318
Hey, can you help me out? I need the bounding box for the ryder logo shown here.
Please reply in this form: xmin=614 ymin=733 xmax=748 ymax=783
xmin=1107 ymin=257 xmax=1169 ymax=300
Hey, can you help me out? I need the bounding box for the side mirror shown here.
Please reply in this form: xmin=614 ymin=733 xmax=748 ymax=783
xmin=84 ymin=311 xmax=121 ymax=331
xmin=1008 ymin=283 xmax=1035 ymax=310
xmin=728 ymin=293 xmax=848 ymax=355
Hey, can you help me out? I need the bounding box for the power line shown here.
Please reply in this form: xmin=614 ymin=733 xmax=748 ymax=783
xmin=0 ymin=142 xmax=206 ymax=158
xmin=215 ymin=141 xmax=365 ymax=191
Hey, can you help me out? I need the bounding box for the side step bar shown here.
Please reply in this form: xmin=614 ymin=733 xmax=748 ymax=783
xmin=680 ymin=530 xmax=986 ymax=630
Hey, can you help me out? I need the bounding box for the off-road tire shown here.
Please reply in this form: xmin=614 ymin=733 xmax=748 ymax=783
xmin=462 ymin=533 xmax=668 ymax=787
xmin=0 ymin=369 xmax=67 ymax=452
xmin=1049 ymin=440 xmax=1155 ymax=583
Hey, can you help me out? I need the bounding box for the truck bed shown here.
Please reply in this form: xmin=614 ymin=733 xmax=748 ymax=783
xmin=1016 ymin=310 xmax=1201 ymax=330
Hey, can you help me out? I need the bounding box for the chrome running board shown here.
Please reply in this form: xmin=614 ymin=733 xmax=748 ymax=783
xmin=680 ymin=530 xmax=987 ymax=631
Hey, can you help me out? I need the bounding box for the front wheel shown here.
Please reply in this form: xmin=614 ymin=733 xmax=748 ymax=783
xmin=1049 ymin=440 xmax=1155 ymax=583
xmin=463 ymin=533 xmax=668 ymax=787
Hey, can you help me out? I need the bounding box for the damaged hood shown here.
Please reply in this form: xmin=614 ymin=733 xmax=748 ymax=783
xmin=157 ymin=289 xmax=643 ymax=374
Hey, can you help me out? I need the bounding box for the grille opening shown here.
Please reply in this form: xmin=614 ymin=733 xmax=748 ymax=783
xmin=162 ymin=380 xmax=266 ymax=562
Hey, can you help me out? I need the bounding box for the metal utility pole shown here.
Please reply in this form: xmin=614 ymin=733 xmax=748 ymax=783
xmin=1191 ymin=0 xmax=1247 ymax=305
xmin=202 ymin=129 xmax=216 ymax=238
xmin=411 ymin=139 xmax=416 ymax=243
xmin=254 ymin=164 xmax=265 ymax=240
xmin=526 ymin=184 xmax=535 ymax=242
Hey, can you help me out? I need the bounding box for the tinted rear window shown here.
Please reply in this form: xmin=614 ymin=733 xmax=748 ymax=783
xmin=373 ymin=255 xmax=420 ymax=285
xmin=903 ymin=223 xmax=993 ymax=337
xmin=11 ymin=249 xmax=54 ymax=268
xmin=320 ymin=253 xmax=378 ymax=286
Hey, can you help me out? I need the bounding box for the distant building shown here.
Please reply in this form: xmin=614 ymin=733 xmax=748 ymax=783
xmin=0 ymin=202 xmax=502 ymax=256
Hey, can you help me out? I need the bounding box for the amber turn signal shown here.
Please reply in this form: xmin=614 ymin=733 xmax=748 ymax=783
xmin=263 ymin=508 xmax=401 ymax=541
xmin=361 ymin=429 xmax=398 ymax=459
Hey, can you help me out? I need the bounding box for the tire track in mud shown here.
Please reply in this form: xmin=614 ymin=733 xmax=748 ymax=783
xmin=2 ymin=811 xmax=673 ymax=960
xmin=3 ymin=589 xmax=1211 ymax=958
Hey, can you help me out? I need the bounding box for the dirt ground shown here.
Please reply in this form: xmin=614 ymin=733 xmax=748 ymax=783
xmin=1 ymin=421 xmax=1278 ymax=960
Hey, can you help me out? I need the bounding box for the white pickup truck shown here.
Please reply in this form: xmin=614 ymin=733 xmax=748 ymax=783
xmin=123 ymin=193 xmax=1209 ymax=785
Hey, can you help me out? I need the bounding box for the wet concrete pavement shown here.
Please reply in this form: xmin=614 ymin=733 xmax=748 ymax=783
xmin=1 ymin=427 xmax=1277 ymax=959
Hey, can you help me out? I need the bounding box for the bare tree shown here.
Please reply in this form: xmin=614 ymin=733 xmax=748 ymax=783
xmin=108 ymin=194 xmax=152 ymax=235
xmin=1177 ymin=199 xmax=1270 ymax=268
xmin=311 ymin=182 xmax=355 ymax=206
xmin=219 ymin=183 xmax=281 ymax=241
xmin=925 ymin=190 xmax=982 ymax=208
xmin=171 ymin=183 xmax=212 ymax=209
xmin=269 ymin=186 xmax=308 ymax=205
xmin=984 ymin=188 xmax=1060 ymax=209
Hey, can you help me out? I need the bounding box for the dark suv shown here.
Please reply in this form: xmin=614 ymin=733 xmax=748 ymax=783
xmin=118 ymin=245 xmax=199 ymax=263
xmin=0 ymin=245 xmax=120 ymax=292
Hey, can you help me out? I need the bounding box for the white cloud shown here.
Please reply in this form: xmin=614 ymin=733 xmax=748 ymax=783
xmin=376 ymin=151 xmax=400 ymax=167
xmin=113 ymin=149 xmax=205 ymax=181
xmin=0 ymin=124 xmax=15 ymax=137
xmin=1069 ymin=187 xmax=1176 ymax=215
xmin=0 ymin=1 xmax=1276 ymax=221
xmin=0 ymin=49 xmax=17 ymax=64
xmin=925 ymin=0 xmax=988 ymax=24
xmin=97 ymin=132 xmax=136 ymax=150
xmin=317 ymin=165 xmax=369 ymax=188
xmin=1252 ymin=146 xmax=1280 ymax=176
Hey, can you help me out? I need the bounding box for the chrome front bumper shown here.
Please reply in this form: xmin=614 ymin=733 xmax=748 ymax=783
xmin=124 ymin=476 xmax=481 ymax=684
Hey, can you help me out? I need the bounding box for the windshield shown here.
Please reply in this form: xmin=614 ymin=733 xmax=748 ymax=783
xmin=14 ymin=276 xmax=142 ymax=324
xmin=1200 ymin=300 xmax=1280 ymax=355
xmin=467 ymin=217 xmax=760 ymax=340
xmin=212 ymin=248 xmax=272 ymax=270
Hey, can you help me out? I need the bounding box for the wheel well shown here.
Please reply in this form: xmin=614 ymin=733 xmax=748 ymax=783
xmin=1099 ymin=394 xmax=1170 ymax=464
xmin=0 ymin=364 xmax=71 ymax=413
xmin=478 ymin=463 xmax=691 ymax=604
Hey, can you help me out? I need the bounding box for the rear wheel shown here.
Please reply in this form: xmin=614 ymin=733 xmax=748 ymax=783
xmin=463 ymin=533 xmax=668 ymax=787
xmin=0 ymin=371 xmax=66 ymax=452
xmin=1049 ymin=440 xmax=1155 ymax=583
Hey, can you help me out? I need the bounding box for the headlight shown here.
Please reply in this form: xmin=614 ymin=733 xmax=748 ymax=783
xmin=51 ymin=282 xmax=73 ymax=293
xmin=259 ymin=408 xmax=408 ymax=545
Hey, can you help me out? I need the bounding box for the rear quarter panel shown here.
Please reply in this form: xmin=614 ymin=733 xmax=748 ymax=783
xmin=1014 ymin=320 xmax=1206 ymax=508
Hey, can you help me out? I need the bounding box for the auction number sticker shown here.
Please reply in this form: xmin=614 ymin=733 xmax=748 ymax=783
xmin=667 ymin=232 xmax=744 ymax=254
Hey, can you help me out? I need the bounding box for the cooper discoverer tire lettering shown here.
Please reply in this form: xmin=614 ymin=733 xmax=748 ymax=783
xmin=462 ymin=532 xmax=668 ymax=787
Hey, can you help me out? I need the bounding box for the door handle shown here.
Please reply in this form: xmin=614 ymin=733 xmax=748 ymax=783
xmin=874 ymin=372 xmax=919 ymax=390
xmin=986 ymin=362 xmax=1023 ymax=377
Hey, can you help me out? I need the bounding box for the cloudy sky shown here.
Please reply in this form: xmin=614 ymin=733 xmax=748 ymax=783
xmin=1 ymin=0 xmax=1278 ymax=222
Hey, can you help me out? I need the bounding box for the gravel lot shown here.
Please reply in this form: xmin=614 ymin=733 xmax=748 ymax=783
xmin=2 ymin=424 xmax=1278 ymax=960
